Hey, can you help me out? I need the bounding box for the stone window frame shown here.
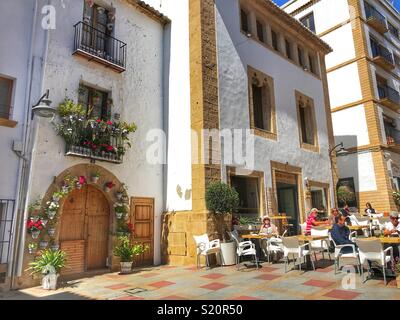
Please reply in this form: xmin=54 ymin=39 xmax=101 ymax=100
xmin=226 ymin=166 xmax=267 ymax=218
xmin=295 ymin=90 xmax=319 ymax=153
xmin=247 ymin=66 xmax=277 ymax=141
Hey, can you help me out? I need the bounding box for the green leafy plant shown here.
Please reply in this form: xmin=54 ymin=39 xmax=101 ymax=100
xmin=238 ymin=216 xmax=253 ymax=225
xmin=57 ymin=99 xmax=85 ymax=118
xmin=26 ymin=249 xmax=67 ymax=275
xmin=393 ymin=191 xmax=400 ymax=208
xmin=113 ymin=236 xmax=148 ymax=262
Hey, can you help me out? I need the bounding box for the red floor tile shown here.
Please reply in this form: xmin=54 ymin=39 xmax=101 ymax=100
xmin=160 ymin=295 xmax=187 ymax=300
xmin=201 ymin=273 xmax=225 ymax=280
xmin=148 ymin=281 xmax=175 ymax=288
xmin=254 ymin=274 xmax=281 ymax=281
xmin=113 ymin=295 xmax=144 ymax=300
xmin=105 ymin=283 xmax=131 ymax=290
xmin=232 ymin=296 xmax=263 ymax=300
xmin=303 ymin=279 xmax=335 ymax=288
xmin=200 ymin=282 xmax=229 ymax=291
xmin=140 ymin=273 xmax=160 ymax=278
xmin=324 ymin=289 xmax=360 ymax=300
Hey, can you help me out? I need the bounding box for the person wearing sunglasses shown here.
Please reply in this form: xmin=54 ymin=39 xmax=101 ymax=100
xmin=384 ymin=211 xmax=400 ymax=236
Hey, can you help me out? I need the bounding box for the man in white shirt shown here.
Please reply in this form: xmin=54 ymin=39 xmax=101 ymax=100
xmin=384 ymin=211 xmax=400 ymax=236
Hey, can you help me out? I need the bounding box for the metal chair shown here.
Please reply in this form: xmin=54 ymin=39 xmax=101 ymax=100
xmin=229 ymin=231 xmax=259 ymax=270
xmin=193 ymin=234 xmax=222 ymax=269
xmin=356 ymin=238 xmax=394 ymax=285
xmin=282 ymin=237 xmax=315 ymax=272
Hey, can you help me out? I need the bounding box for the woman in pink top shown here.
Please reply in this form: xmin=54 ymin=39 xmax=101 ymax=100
xmin=305 ymin=208 xmax=330 ymax=235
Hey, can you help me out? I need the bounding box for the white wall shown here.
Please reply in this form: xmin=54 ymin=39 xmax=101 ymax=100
xmin=215 ymin=0 xmax=334 ymax=210
xmin=27 ymin=0 xmax=166 ymax=265
xmin=143 ymin=0 xmax=192 ymax=212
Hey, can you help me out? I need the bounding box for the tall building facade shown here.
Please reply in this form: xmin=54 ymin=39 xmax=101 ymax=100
xmin=284 ymin=0 xmax=400 ymax=211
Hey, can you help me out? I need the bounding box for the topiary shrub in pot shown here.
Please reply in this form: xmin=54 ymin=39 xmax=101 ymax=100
xmin=205 ymin=182 xmax=239 ymax=266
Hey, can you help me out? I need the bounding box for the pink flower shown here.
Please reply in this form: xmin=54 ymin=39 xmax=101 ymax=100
xmin=96 ymin=119 xmax=102 ymax=123
xmin=79 ymin=176 xmax=87 ymax=185
xmin=106 ymin=121 xmax=113 ymax=125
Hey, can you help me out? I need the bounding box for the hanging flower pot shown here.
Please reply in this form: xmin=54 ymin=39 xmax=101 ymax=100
xmin=97 ymin=6 xmax=106 ymax=15
xmin=61 ymin=185 xmax=69 ymax=194
xmin=116 ymin=192 xmax=123 ymax=201
xmin=47 ymin=228 xmax=56 ymax=237
xmin=39 ymin=240 xmax=49 ymax=250
xmin=108 ymin=11 xmax=115 ymax=22
xmin=41 ymin=219 xmax=48 ymax=227
xmin=107 ymin=23 xmax=114 ymax=31
xmin=115 ymin=211 xmax=124 ymax=219
xmin=50 ymin=243 xmax=60 ymax=252
xmin=28 ymin=243 xmax=38 ymax=254
xmin=104 ymin=181 xmax=115 ymax=193
xmin=83 ymin=14 xmax=91 ymax=24
xmin=91 ymin=174 xmax=100 ymax=184
xmin=47 ymin=210 xmax=57 ymax=220
xmin=31 ymin=230 xmax=41 ymax=239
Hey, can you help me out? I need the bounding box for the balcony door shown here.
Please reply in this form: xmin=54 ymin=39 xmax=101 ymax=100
xmin=82 ymin=3 xmax=110 ymax=54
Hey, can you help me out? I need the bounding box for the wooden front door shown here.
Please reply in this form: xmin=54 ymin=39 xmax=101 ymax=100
xmin=130 ymin=197 xmax=154 ymax=267
xmin=60 ymin=185 xmax=110 ymax=275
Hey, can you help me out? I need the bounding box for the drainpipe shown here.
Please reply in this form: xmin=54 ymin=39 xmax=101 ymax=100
xmin=10 ymin=0 xmax=50 ymax=288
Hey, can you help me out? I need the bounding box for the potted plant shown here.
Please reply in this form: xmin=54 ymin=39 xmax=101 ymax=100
xmin=76 ymin=176 xmax=87 ymax=189
xmin=26 ymin=249 xmax=67 ymax=290
xmin=337 ymin=185 xmax=356 ymax=208
xmin=28 ymin=243 xmax=38 ymax=254
xmin=50 ymin=241 xmax=60 ymax=252
xmin=113 ymin=236 xmax=148 ymax=274
xmin=205 ymin=182 xmax=239 ymax=266
xmin=104 ymin=181 xmax=115 ymax=193
xmin=46 ymin=201 xmax=59 ymax=220
xmin=52 ymin=191 xmax=65 ymax=202
xmin=27 ymin=219 xmax=44 ymax=239
xmin=97 ymin=6 xmax=106 ymax=15
xmin=39 ymin=238 xmax=49 ymax=250
xmin=47 ymin=226 xmax=56 ymax=237
xmin=91 ymin=171 xmax=101 ymax=183
xmin=114 ymin=203 xmax=128 ymax=219
xmin=116 ymin=222 xmax=134 ymax=237
xmin=116 ymin=183 xmax=128 ymax=201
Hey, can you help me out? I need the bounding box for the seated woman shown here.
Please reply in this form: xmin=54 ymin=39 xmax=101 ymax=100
xmin=259 ymin=216 xmax=278 ymax=235
xmin=329 ymin=208 xmax=340 ymax=225
xmin=364 ymin=202 xmax=376 ymax=215
xmin=305 ymin=208 xmax=330 ymax=235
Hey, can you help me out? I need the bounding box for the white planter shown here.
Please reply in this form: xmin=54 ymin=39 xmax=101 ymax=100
xmin=48 ymin=228 xmax=56 ymax=237
xmin=42 ymin=273 xmax=59 ymax=290
xmin=115 ymin=212 xmax=124 ymax=219
xmin=220 ymin=241 xmax=236 ymax=266
xmin=91 ymin=176 xmax=99 ymax=184
xmin=31 ymin=230 xmax=40 ymax=239
xmin=120 ymin=262 xmax=132 ymax=274
xmin=47 ymin=211 xmax=57 ymax=220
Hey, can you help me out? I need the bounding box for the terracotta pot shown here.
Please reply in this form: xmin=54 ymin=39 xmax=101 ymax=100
xmin=120 ymin=262 xmax=133 ymax=274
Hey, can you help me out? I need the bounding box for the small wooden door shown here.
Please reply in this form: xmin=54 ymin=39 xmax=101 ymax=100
xmin=60 ymin=185 xmax=110 ymax=275
xmin=130 ymin=197 xmax=154 ymax=267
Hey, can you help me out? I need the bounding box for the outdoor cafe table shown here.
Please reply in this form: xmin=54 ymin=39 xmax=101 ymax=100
xmin=363 ymin=237 xmax=400 ymax=244
xmin=297 ymin=235 xmax=329 ymax=270
xmin=241 ymin=234 xmax=276 ymax=265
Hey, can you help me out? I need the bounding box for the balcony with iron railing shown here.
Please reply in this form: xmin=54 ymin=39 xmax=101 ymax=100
xmin=372 ymin=44 xmax=395 ymax=71
xmin=73 ymin=21 xmax=127 ymax=73
xmin=365 ymin=5 xmax=388 ymax=34
xmin=378 ymin=84 xmax=400 ymax=111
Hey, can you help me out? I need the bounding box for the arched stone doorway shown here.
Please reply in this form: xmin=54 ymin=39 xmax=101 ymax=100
xmin=60 ymin=185 xmax=110 ymax=273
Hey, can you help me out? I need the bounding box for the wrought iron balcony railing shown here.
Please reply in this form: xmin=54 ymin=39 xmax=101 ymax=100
xmin=372 ymin=44 xmax=395 ymax=67
xmin=73 ymin=21 xmax=127 ymax=72
xmin=366 ymin=5 xmax=387 ymax=26
xmin=378 ymin=84 xmax=400 ymax=104
xmin=66 ymin=144 xmax=123 ymax=164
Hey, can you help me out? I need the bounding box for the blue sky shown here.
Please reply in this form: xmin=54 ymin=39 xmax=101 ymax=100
xmin=273 ymin=0 xmax=400 ymax=11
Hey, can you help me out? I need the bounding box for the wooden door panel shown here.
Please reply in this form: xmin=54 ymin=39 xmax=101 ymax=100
xmin=130 ymin=198 xmax=154 ymax=267
xmin=60 ymin=189 xmax=87 ymax=241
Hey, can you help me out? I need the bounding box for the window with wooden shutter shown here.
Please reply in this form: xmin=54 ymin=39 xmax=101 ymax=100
xmin=0 ymin=77 xmax=13 ymax=120
xmin=78 ymin=84 xmax=110 ymax=120
xmin=296 ymin=91 xmax=318 ymax=151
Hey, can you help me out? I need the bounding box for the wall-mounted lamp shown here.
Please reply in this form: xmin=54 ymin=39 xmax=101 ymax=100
xmin=330 ymin=142 xmax=349 ymax=157
xmin=31 ymin=89 xmax=56 ymax=119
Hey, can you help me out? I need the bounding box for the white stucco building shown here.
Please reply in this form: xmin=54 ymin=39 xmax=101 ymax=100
xmin=284 ymin=0 xmax=400 ymax=211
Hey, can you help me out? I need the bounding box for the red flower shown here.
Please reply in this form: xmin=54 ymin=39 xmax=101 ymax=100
xmin=106 ymin=145 xmax=114 ymax=152
xmin=96 ymin=119 xmax=102 ymax=123
xmin=106 ymin=181 xmax=115 ymax=189
xmin=106 ymin=121 xmax=113 ymax=125
xmin=79 ymin=176 xmax=87 ymax=185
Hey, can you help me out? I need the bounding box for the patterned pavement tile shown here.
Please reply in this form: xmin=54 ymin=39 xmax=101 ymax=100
xmin=303 ymin=279 xmax=336 ymax=288
xmin=200 ymin=282 xmax=230 ymax=291
xmin=159 ymin=295 xmax=187 ymax=300
xmin=254 ymin=274 xmax=281 ymax=281
xmin=140 ymin=273 xmax=161 ymax=278
xmin=201 ymin=273 xmax=226 ymax=280
xmin=113 ymin=295 xmax=145 ymax=300
xmin=105 ymin=283 xmax=131 ymax=290
xmin=323 ymin=289 xmax=361 ymax=300
xmin=148 ymin=281 xmax=175 ymax=288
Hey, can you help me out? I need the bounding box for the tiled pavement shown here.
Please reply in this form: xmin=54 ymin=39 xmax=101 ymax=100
xmin=1 ymin=256 xmax=400 ymax=300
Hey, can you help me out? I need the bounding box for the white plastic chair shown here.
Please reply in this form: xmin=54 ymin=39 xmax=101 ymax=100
xmin=300 ymin=222 xmax=307 ymax=235
xmin=356 ymin=239 xmax=394 ymax=285
xmin=310 ymin=227 xmax=331 ymax=266
xmin=282 ymin=237 xmax=315 ymax=272
xmin=193 ymin=234 xmax=222 ymax=269
xmin=229 ymin=231 xmax=259 ymax=270
xmin=329 ymin=233 xmax=362 ymax=275
xmin=261 ymin=230 xmax=287 ymax=263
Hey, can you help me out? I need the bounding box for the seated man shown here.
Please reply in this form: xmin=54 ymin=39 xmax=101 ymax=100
xmin=305 ymin=208 xmax=330 ymax=235
xmin=384 ymin=211 xmax=400 ymax=258
xmin=330 ymin=213 xmax=356 ymax=254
